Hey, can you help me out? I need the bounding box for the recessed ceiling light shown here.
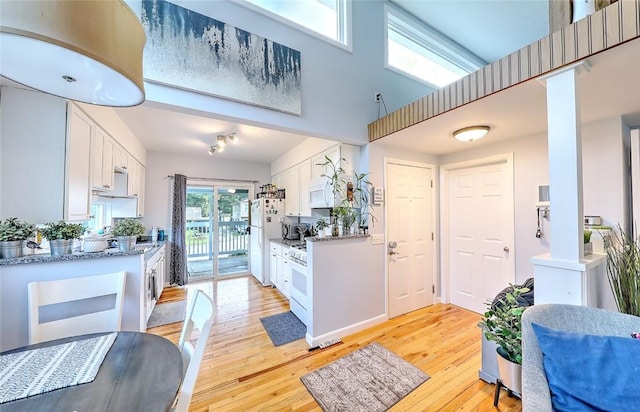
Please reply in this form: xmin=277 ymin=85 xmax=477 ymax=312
xmin=452 ymin=125 xmax=490 ymax=142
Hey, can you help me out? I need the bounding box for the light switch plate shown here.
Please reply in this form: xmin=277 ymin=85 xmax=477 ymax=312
xmin=371 ymin=234 xmax=384 ymax=245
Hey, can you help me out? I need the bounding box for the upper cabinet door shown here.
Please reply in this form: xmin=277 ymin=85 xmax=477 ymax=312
xmin=65 ymin=105 xmax=92 ymax=221
xmin=299 ymin=159 xmax=312 ymax=217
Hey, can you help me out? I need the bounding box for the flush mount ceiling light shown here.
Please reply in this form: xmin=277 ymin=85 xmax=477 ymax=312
xmin=0 ymin=0 xmax=146 ymax=107
xmin=452 ymin=125 xmax=490 ymax=142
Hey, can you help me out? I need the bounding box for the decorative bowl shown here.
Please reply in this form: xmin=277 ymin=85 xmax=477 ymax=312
xmin=83 ymin=237 xmax=108 ymax=253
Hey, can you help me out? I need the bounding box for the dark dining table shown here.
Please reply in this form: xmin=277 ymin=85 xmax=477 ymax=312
xmin=0 ymin=331 xmax=183 ymax=412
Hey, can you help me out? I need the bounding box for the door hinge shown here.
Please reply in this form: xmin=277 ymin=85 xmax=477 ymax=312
xmin=431 ymin=232 xmax=434 ymax=241
xmin=432 ymin=284 xmax=435 ymax=294
xmin=430 ymin=180 xmax=433 ymax=188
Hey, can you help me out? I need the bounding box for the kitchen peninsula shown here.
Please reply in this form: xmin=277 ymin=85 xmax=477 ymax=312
xmin=271 ymin=234 xmax=386 ymax=347
xmin=0 ymin=242 xmax=166 ymax=351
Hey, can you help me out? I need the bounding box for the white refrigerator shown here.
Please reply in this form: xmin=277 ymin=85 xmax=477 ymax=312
xmin=250 ymin=198 xmax=284 ymax=286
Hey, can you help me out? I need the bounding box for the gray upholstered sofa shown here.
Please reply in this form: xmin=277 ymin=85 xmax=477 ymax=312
xmin=521 ymin=304 xmax=640 ymax=411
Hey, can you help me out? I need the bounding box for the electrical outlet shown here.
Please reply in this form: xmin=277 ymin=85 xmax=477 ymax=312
xmin=371 ymin=234 xmax=384 ymax=245
xmin=374 ymin=93 xmax=382 ymax=102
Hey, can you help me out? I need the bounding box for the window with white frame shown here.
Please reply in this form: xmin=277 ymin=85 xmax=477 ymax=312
xmin=386 ymin=6 xmax=485 ymax=89
xmin=241 ymin=0 xmax=350 ymax=48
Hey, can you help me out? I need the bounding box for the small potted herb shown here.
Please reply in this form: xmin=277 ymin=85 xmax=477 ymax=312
xmin=316 ymin=219 xmax=330 ymax=238
xmin=111 ymin=218 xmax=145 ymax=251
xmin=0 ymin=217 xmax=35 ymax=259
xmin=40 ymin=220 xmax=85 ymax=256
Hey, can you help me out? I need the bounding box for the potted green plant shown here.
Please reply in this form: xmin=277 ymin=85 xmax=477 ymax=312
xmin=40 ymin=220 xmax=85 ymax=256
xmin=0 ymin=217 xmax=35 ymax=259
xmin=315 ymin=219 xmax=330 ymax=238
xmin=318 ymin=156 xmax=376 ymax=236
xmin=479 ymin=285 xmax=530 ymax=395
xmin=604 ymin=226 xmax=640 ymax=316
xmin=111 ymin=218 xmax=145 ymax=251
xmin=584 ymin=229 xmax=593 ymax=255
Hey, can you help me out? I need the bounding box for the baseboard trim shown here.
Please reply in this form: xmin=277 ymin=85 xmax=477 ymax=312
xmin=305 ymin=314 xmax=388 ymax=347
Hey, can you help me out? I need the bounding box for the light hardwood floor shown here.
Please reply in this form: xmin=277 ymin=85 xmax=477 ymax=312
xmin=148 ymin=276 xmax=522 ymax=411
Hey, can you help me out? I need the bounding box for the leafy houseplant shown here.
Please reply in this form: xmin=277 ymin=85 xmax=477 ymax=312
xmin=40 ymin=220 xmax=85 ymax=256
xmin=0 ymin=217 xmax=35 ymax=259
xmin=480 ymin=285 xmax=530 ymax=365
xmin=40 ymin=220 xmax=85 ymax=240
xmin=604 ymin=226 xmax=640 ymax=317
xmin=0 ymin=217 xmax=35 ymax=241
xmin=317 ymin=155 xmax=375 ymax=235
xmin=480 ymin=285 xmax=530 ymax=395
xmin=112 ymin=218 xmax=145 ymax=237
xmin=112 ymin=219 xmax=145 ymax=252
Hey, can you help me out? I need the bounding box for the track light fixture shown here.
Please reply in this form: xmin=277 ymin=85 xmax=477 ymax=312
xmin=208 ymin=132 xmax=238 ymax=156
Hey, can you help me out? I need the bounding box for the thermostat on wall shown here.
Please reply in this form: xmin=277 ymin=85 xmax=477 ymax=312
xmin=371 ymin=187 xmax=384 ymax=205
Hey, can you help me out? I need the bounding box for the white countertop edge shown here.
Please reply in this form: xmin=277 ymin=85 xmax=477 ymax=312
xmin=530 ymin=252 xmax=607 ymax=271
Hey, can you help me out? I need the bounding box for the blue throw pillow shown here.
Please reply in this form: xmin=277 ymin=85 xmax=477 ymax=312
xmin=531 ymin=323 xmax=640 ymax=411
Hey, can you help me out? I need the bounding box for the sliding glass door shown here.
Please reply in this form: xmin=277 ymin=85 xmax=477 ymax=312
xmin=186 ymin=183 xmax=250 ymax=281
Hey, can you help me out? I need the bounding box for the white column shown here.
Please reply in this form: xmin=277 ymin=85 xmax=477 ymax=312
xmin=546 ymin=66 xmax=584 ymax=262
xmin=532 ymin=62 xmax=606 ymax=307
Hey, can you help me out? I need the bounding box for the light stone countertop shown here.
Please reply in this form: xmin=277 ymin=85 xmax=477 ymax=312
xmin=0 ymin=241 xmax=166 ymax=266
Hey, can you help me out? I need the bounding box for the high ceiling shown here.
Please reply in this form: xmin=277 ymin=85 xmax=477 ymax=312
xmin=115 ymin=1 xmax=558 ymax=162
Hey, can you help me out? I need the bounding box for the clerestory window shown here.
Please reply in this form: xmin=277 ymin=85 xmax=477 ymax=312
xmin=240 ymin=0 xmax=351 ymax=49
xmin=386 ymin=5 xmax=485 ymax=89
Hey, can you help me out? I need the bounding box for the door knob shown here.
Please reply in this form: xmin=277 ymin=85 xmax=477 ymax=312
xmin=503 ymin=246 xmax=510 ymax=252
xmin=388 ymin=241 xmax=398 ymax=255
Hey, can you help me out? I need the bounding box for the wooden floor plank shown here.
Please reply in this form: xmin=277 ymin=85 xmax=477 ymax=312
xmin=148 ymin=276 xmax=522 ymax=411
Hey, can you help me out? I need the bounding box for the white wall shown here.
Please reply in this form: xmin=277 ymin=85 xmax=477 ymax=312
xmin=143 ymin=151 xmax=271 ymax=234
xmin=126 ymin=0 xmax=432 ymax=144
xmin=437 ymin=116 xmax=630 ymax=284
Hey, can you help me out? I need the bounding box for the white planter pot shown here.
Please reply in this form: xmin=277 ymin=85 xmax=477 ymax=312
xmin=496 ymin=348 xmax=522 ymax=395
xmin=317 ymin=231 xmax=325 ymax=238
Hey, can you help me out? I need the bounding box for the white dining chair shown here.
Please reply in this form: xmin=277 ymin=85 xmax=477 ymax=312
xmin=172 ymin=289 xmax=216 ymax=412
xmin=27 ymin=271 xmax=126 ymax=344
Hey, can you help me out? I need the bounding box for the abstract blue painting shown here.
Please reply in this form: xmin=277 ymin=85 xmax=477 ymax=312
xmin=141 ymin=0 xmax=302 ymax=115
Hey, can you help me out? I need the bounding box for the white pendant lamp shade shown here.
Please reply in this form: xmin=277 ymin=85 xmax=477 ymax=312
xmin=0 ymin=0 xmax=146 ymax=107
xmin=453 ymin=125 xmax=490 ymax=142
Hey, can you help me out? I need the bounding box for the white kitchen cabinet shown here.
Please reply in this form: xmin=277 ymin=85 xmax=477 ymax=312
xmin=136 ymin=162 xmax=145 ymax=217
xmin=113 ymin=144 xmax=130 ymax=172
xmin=269 ymin=242 xmax=290 ymax=299
xmin=145 ymin=244 xmax=166 ymax=323
xmin=0 ymin=87 xmax=66 ymax=223
xmin=312 ymin=145 xmax=340 ymax=179
xmin=281 ymin=166 xmax=300 ymax=217
xmin=280 ymin=160 xmax=312 ymax=217
xmin=65 ymin=104 xmax=93 ymax=221
xmin=90 ymin=126 xmax=115 ymax=192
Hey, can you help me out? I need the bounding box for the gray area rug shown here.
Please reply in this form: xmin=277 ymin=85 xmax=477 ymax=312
xmin=259 ymin=311 xmax=306 ymax=346
xmin=147 ymin=301 xmax=187 ymax=329
xmin=301 ymin=342 xmax=430 ymax=412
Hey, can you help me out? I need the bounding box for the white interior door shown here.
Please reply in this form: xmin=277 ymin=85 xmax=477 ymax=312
xmin=446 ymin=159 xmax=514 ymax=314
xmin=387 ymin=162 xmax=434 ymax=318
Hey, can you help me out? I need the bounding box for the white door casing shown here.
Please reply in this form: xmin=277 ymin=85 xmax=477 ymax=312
xmin=386 ymin=160 xmax=435 ymax=318
xmin=441 ymin=154 xmax=515 ymax=314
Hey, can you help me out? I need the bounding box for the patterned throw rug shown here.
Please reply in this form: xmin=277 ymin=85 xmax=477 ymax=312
xmin=301 ymin=342 xmax=430 ymax=412
xmin=259 ymin=311 xmax=306 ymax=346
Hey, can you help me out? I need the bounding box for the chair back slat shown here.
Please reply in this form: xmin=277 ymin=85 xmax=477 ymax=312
xmin=28 ymin=271 xmax=126 ymax=344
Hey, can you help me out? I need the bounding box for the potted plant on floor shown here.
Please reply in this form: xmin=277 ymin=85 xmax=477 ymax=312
xmin=479 ymin=284 xmax=530 ymax=398
xmin=0 ymin=217 xmax=35 ymax=259
xmin=40 ymin=220 xmax=85 ymax=256
xmin=604 ymin=226 xmax=640 ymax=316
xmin=112 ymin=218 xmax=145 ymax=251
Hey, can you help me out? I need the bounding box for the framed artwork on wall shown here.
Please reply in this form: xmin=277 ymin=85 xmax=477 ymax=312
xmin=141 ymin=0 xmax=302 ymax=115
